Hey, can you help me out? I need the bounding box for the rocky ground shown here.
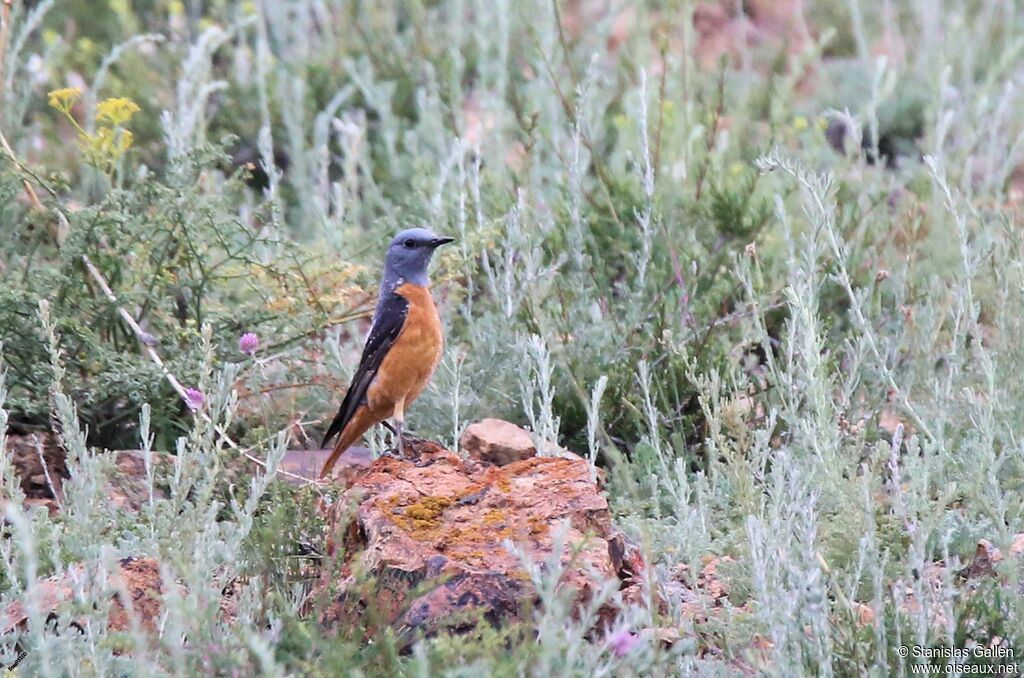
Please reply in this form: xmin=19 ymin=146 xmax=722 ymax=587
xmin=5 ymin=420 xmax=1023 ymax=665
xmin=4 ymin=421 xmax=651 ymax=643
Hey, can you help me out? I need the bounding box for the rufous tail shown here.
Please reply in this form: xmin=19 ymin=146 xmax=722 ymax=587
xmin=320 ymin=406 xmax=378 ymax=479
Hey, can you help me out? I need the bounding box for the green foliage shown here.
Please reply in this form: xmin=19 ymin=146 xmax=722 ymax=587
xmin=0 ymin=145 xmax=359 ymax=447
xmin=2 ymin=0 xmax=1024 ymax=675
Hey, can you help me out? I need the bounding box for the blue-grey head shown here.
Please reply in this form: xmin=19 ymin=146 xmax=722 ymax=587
xmin=382 ymin=227 xmax=454 ymax=289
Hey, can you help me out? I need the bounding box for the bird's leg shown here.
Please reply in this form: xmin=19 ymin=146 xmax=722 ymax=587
xmin=393 ymin=398 xmax=406 ymax=457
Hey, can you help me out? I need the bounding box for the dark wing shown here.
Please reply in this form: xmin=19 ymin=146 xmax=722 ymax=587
xmin=321 ymin=292 xmax=409 ymax=448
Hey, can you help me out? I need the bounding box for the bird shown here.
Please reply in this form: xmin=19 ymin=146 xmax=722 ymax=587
xmin=319 ymin=227 xmax=454 ymax=478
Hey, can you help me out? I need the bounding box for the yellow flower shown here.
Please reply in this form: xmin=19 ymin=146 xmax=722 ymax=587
xmin=793 ymin=115 xmax=809 ymax=131
xmin=729 ymin=161 xmax=745 ymax=176
xmin=47 ymin=87 xmax=82 ymax=112
xmin=109 ymin=0 xmax=132 ymax=20
xmin=76 ymin=37 xmax=95 ymax=54
xmin=83 ymin=127 xmax=134 ymax=159
xmin=96 ymin=97 xmax=140 ymax=126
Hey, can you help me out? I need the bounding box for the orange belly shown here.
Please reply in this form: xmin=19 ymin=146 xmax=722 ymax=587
xmin=366 ymin=282 xmax=443 ymax=417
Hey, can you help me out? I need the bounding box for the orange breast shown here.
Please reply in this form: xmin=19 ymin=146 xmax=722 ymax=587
xmin=366 ymin=283 xmax=444 ymax=415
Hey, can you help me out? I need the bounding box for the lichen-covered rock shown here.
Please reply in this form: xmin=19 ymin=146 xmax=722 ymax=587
xmin=1 ymin=557 xmax=177 ymax=636
xmin=2 ymin=437 xmax=171 ymax=516
xmin=961 ymin=535 xmax=1024 ymax=580
xmin=458 ymin=418 xmax=537 ymax=466
xmin=315 ymin=438 xmax=647 ymax=639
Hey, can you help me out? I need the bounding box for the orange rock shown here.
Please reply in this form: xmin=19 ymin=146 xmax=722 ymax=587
xmin=962 ymin=534 xmax=1024 ymax=580
xmin=1 ymin=557 xmax=177 ymax=636
xmin=966 ymin=538 xmax=1005 ymax=579
xmin=853 ymin=602 xmax=876 ymax=628
xmin=316 ymin=444 xmax=646 ymax=637
xmin=701 ymin=555 xmax=735 ymax=601
xmin=661 ymin=554 xmax=748 ymax=625
xmin=3 ymin=435 xmax=178 ymax=515
xmin=693 ymin=0 xmax=810 ymax=73
xmin=4 ymin=433 xmax=64 ymax=502
xmin=0 ymin=577 xmax=72 ymax=635
xmin=105 ymin=558 xmax=177 ymax=633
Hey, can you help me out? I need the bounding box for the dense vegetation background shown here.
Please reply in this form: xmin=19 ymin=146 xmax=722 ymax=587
xmin=2 ymin=0 xmax=1024 ymax=674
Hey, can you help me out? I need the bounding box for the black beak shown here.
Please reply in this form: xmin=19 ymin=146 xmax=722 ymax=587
xmin=429 ymin=236 xmax=455 ymax=248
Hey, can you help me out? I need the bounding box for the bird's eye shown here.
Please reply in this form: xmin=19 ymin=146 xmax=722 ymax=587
xmin=403 ymin=239 xmax=416 ymax=248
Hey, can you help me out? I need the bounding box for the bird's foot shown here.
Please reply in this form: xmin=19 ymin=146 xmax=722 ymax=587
xmin=396 ymin=424 xmax=406 ymax=458
xmin=382 ymin=421 xmax=427 ymax=460
xmin=374 ymin=421 xmax=410 ymax=458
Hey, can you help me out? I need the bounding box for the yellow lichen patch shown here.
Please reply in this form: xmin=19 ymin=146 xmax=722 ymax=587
xmin=389 ymin=495 xmax=453 ymax=536
xmin=482 ymin=508 xmax=507 ymax=526
xmin=435 ymin=526 xmax=464 ymax=550
xmin=459 ymin=550 xmax=487 ymax=565
xmin=495 ymin=476 xmax=512 ymax=493
xmin=405 ymin=496 xmax=452 ymax=522
xmin=444 ymin=516 xmax=515 ymax=551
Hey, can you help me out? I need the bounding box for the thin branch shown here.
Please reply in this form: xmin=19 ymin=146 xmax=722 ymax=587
xmin=0 ymin=126 xmax=43 ymax=210
xmin=0 ymin=1 xmax=12 ymax=116
xmin=80 ymin=253 xmax=321 ymax=487
xmin=35 ymin=434 xmax=63 ymax=511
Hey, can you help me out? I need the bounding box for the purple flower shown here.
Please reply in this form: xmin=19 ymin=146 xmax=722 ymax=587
xmin=608 ymin=628 xmax=640 ymax=657
xmin=184 ymin=387 xmax=205 ymax=412
xmin=238 ymin=332 xmax=259 ymax=356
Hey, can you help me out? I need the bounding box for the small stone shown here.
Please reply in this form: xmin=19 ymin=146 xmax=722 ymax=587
xmin=640 ymin=626 xmax=681 ymax=647
xmin=962 ymin=535 xmax=1024 ymax=580
xmin=459 ymin=419 xmax=536 ymax=466
xmin=968 ymin=538 xmax=1004 ymax=578
xmin=854 ymin=602 xmax=876 ymax=628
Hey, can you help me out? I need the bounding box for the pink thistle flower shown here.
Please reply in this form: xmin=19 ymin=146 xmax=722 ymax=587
xmin=238 ymin=332 xmax=259 ymax=356
xmin=184 ymin=388 xmax=205 ymax=412
xmin=608 ymin=628 xmax=640 ymax=657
